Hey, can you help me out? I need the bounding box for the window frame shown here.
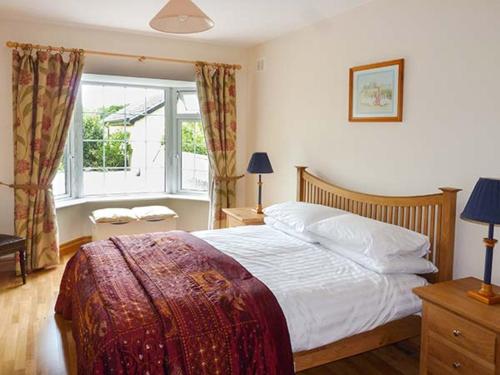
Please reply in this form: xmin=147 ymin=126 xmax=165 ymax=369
xmin=58 ymin=75 xmax=207 ymax=201
xmin=53 ymin=143 xmax=72 ymax=199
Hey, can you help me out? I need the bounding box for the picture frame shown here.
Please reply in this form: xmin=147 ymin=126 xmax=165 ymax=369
xmin=349 ymin=58 xmax=404 ymax=122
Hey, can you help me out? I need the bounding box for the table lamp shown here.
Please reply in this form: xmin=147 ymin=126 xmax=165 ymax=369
xmin=247 ymin=152 xmax=273 ymax=214
xmin=461 ymin=178 xmax=500 ymax=305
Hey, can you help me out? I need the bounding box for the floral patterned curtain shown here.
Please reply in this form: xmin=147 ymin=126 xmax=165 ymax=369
xmin=10 ymin=48 xmax=84 ymax=270
xmin=195 ymin=63 xmax=240 ymax=229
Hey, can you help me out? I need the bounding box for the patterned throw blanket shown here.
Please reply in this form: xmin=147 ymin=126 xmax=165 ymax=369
xmin=55 ymin=231 xmax=294 ymax=375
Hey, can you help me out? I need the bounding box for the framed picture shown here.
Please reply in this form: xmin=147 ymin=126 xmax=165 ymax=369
xmin=349 ymin=58 xmax=404 ymax=122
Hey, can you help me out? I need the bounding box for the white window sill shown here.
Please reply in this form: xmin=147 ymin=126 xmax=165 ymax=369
xmin=55 ymin=193 xmax=209 ymax=209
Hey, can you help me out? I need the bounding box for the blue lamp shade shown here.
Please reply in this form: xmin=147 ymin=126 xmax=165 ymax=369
xmin=247 ymin=152 xmax=273 ymax=174
xmin=461 ymin=178 xmax=500 ymax=224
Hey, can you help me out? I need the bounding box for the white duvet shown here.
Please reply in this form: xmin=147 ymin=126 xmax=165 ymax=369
xmin=193 ymin=224 xmax=426 ymax=353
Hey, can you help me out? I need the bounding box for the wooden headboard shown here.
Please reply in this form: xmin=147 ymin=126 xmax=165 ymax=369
xmin=296 ymin=167 xmax=460 ymax=283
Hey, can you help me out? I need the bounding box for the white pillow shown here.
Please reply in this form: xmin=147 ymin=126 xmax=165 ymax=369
xmin=318 ymin=236 xmax=437 ymax=274
xmin=92 ymin=208 xmax=137 ymax=224
xmin=132 ymin=206 xmax=177 ymax=222
xmin=307 ymin=214 xmax=430 ymax=259
xmin=264 ymin=216 xmax=319 ymax=243
xmin=263 ymin=201 xmax=347 ymax=233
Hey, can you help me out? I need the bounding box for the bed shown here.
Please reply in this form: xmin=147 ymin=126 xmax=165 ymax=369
xmin=55 ymin=167 xmax=459 ymax=373
xmin=194 ymin=225 xmax=428 ymax=354
xmin=288 ymin=167 xmax=459 ymax=371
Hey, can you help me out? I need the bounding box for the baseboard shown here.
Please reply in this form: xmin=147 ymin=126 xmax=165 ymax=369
xmin=59 ymin=236 xmax=92 ymax=256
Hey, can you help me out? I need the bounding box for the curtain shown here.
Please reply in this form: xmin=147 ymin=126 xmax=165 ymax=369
xmin=195 ymin=63 xmax=239 ymax=229
xmin=11 ymin=48 xmax=84 ymax=271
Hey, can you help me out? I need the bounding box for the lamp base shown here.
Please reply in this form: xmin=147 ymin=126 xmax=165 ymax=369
xmin=252 ymin=204 xmax=263 ymax=214
xmin=468 ymin=283 xmax=500 ymax=305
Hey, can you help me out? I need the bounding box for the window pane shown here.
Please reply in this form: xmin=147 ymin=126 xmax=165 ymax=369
xmin=83 ymin=113 xmax=105 ymax=141
xmin=82 ymin=85 xmax=103 ymax=113
xmin=101 ymin=87 xmax=127 ymax=132
xmin=146 ymin=88 xmax=165 ymax=116
xmin=124 ymin=86 xmax=147 ymax=121
xmin=83 ymin=168 xmax=105 ymax=195
xmin=83 ymin=141 xmax=104 ymax=169
xmin=125 ymin=141 xmax=165 ymax=193
xmin=181 ymin=120 xmax=208 ymax=191
xmin=53 ymin=157 xmax=67 ymax=196
xmin=83 ymin=140 xmax=105 ymax=195
xmin=144 ymin=115 xmax=165 ymax=142
xmin=177 ymin=92 xmax=200 ymax=114
xmin=104 ymin=141 xmax=128 ymax=169
xmin=84 ymin=141 xmax=130 ymax=195
xmin=103 ymin=86 xmax=126 ymax=114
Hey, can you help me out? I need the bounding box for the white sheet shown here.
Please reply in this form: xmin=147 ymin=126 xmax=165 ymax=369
xmin=193 ymin=225 xmax=426 ymax=353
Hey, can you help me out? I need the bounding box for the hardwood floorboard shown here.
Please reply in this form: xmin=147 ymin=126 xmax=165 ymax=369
xmin=0 ymin=253 xmax=420 ymax=374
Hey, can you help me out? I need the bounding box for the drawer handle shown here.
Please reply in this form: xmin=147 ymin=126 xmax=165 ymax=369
xmin=452 ymin=329 xmax=462 ymax=337
xmin=452 ymin=362 xmax=462 ymax=369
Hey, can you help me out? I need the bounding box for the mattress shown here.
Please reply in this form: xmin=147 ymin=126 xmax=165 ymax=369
xmin=193 ymin=224 xmax=427 ymax=352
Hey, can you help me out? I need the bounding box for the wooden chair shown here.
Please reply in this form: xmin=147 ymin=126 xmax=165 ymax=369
xmin=0 ymin=235 xmax=27 ymax=284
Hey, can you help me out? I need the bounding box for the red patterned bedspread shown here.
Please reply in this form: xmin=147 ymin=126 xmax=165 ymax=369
xmin=55 ymin=231 xmax=294 ymax=375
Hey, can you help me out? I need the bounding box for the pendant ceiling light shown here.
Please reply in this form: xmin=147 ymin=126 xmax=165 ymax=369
xmin=150 ymin=0 xmax=214 ymax=34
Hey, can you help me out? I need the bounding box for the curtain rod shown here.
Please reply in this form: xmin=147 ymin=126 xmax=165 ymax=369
xmin=5 ymin=41 xmax=242 ymax=70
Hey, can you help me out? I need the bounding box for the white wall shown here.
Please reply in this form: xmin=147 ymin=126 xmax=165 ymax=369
xmin=247 ymin=0 xmax=500 ymax=283
xmin=0 ymin=19 xmax=250 ymax=237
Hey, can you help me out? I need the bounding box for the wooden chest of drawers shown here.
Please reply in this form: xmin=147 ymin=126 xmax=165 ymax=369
xmin=414 ymin=278 xmax=500 ymax=375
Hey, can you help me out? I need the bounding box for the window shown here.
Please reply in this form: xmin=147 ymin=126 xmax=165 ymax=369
xmin=53 ymin=152 xmax=69 ymax=197
xmin=177 ymin=91 xmax=208 ymax=192
xmin=59 ymin=74 xmax=208 ymax=200
xmin=179 ymin=119 xmax=208 ymax=191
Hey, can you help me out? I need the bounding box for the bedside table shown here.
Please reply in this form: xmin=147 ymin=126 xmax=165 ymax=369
xmin=413 ymin=277 xmax=500 ymax=375
xmin=222 ymin=207 xmax=264 ymax=228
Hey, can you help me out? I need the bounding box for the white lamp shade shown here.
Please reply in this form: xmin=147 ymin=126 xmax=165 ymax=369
xmin=150 ymin=0 xmax=214 ymax=34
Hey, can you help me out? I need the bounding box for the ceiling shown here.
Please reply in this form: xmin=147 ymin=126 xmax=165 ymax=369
xmin=0 ymin=0 xmax=372 ymax=46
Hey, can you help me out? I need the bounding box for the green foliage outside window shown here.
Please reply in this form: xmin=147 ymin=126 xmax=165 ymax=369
xmin=181 ymin=121 xmax=207 ymax=155
xmin=83 ymin=105 xmax=133 ymax=169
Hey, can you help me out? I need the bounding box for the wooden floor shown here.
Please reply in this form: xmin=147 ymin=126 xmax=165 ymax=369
xmin=0 ymin=253 xmax=420 ymax=375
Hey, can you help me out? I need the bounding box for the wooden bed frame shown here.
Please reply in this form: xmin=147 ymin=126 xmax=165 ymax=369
xmin=292 ymin=166 xmax=460 ymax=372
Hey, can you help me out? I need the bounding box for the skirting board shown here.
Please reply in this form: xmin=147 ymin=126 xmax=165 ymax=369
xmin=59 ymin=236 xmax=92 ymax=256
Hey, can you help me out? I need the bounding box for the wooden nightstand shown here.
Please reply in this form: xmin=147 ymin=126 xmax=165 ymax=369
xmin=413 ymin=278 xmax=500 ymax=375
xmin=222 ymin=208 xmax=265 ymax=228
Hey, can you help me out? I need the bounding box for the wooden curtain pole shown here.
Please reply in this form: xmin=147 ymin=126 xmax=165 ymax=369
xmin=5 ymin=40 xmax=242 ymax=70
